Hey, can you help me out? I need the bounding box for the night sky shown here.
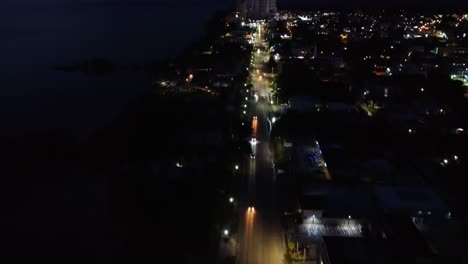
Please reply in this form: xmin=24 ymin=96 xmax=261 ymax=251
xmin=3 ymin=0 xmax=467 ymax=8
xmin=278 ymin=0 xmax=468 ymax=9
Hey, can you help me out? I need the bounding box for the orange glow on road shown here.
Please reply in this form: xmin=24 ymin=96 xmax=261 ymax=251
xmin=252 ymin=116 xmax=258 ymax=137
xmin=240 ymin=208 xmax=256 ymax=264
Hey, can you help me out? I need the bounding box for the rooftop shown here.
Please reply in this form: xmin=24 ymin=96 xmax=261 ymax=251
xmin=375 ymin=186 xmax=449 ymax=215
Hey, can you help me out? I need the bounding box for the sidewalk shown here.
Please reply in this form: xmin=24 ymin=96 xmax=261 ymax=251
xmin=217 ymin=237 xmax=237 ymax=264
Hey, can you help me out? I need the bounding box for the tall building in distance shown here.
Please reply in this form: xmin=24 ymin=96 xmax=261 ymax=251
xmin=237 ymin=0 xmax=276 ymax=20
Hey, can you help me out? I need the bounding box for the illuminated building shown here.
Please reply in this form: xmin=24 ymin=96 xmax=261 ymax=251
xmin=237 ymin=0 xmax=276 ymax=19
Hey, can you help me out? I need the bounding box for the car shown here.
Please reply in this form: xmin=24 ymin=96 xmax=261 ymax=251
xmin=248 ymin=206 xmax=255 ymax=212
xmin=250 ymin=153 xmax=256 ymax=159
xmin=251 ymin=137 xmax=256 ymax=143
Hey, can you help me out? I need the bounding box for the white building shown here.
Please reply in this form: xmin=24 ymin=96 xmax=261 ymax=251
xmin=237 ymin=0 xmax=276 ymax=20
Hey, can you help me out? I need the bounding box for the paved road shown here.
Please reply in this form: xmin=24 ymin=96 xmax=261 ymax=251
xmin=237 ymin=24 xmax=284 ymax=264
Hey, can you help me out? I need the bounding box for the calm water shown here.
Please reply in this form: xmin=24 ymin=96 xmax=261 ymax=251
xmin=0 ymin=1 xmax=227 ymax=140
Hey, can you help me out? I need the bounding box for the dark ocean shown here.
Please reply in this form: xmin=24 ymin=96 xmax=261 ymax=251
xmin=0 ymin=1 xmax=228 ymax=141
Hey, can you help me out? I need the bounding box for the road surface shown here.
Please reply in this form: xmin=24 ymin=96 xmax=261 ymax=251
xmin=237 ymin=23 xmax=284 ymax=264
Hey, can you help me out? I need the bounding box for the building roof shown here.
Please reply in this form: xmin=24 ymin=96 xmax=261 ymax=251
xmin=322 ymin=237 xmax=396 ymax=264
xmin=384 ymin=215 xmax=434 ymax=258
xmin=301 ymin=187 xmax=374 ymax=218
xmin=375 ymin=186 xmax=449 ymax=215
xmin=288 ymin=96 xmax=321 ymax=113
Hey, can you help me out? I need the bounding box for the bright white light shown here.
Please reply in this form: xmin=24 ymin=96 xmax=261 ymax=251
xmin=454 ymin=155 xmax=458 ymax=160
xmin=420 ymin=88 xmax=424 ymax=92
xmin=235 ymin=165 xmax=239 ymax=170
xmin=245 ymin=97 xmax=249 ymax=100
xmin=176 ymin=162 xmax=183 ymax=168
xmin=229 ymin=197 xmax=234 ymax=203
xmin=348 ymin=215 xmax=352 ymax=219
xmin=443 ymin=159 xmax=449 ymax=164
xmin=224 ymin=229 xmax=229 ymax=236
xmin=243 ymin=111 xmax=246 ymax=114
xmin=272 ymin=117 xmax=276 ymax=123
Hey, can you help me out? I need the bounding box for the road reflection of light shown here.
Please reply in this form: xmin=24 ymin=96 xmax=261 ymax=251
xmin=241 ymin=207 xmax=256 ymax=264
xmin=252 ymin=117 xmax=258 ymax=137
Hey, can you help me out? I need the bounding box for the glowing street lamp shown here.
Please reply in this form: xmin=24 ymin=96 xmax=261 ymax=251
xmin=235 ymin=165 xmax=239 ymax=170
xmin=224 ymin=229 xmax=229 ymax=236
xmin=229 ymin=197 xmax=234 ymax=203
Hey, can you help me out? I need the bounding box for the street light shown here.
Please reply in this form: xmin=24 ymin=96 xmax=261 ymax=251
xmin=348 ymin=215 xmax=351 ymax=226
xmin=224 ymin=229 xmax=229 ymax=236
xmin=235 ymin=165 xmax=239 ymax=170
xmin=229 ymin=197 xmax=234 ymax=203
